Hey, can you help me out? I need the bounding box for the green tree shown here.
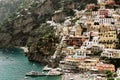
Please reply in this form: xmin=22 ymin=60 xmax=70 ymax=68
xmin=105 ymin=70 xmax=114 ymax=80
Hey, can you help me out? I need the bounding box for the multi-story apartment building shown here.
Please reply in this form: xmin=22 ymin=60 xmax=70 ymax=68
xmin=99 ymin=31 xmax=119 ymax=49
xmin=101 ymin=49 xmax=120 ymax=58
xmin=73 ymin=49 xmax=91 ymax=58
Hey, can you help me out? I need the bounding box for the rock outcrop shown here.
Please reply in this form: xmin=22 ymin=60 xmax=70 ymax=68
xmin=0 ymin=0 xmax=98 ymax=66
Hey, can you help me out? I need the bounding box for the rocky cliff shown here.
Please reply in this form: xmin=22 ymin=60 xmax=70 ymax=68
xmin=0 ymin=0 xmax=54 ymax=47
xmin=0 ymin=0 xmax=98 ymax=67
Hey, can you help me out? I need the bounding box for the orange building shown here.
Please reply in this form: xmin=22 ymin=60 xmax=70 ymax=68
xmin=93 ymin=63 xmax=115 ymax=72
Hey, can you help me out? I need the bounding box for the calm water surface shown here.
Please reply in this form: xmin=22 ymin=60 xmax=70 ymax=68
xmin=0 ymin=48 xmax=61 ymax=80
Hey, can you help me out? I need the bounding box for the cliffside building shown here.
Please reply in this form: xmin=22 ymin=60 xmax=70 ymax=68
xmin=101 ymin=49 xmax=120 ymax=58
xmin=99 ymin=31 xmax=119 ymax=49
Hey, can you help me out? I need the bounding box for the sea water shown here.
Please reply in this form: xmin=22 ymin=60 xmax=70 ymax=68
xmin=0 ymin=48 xmax=61 ymax=80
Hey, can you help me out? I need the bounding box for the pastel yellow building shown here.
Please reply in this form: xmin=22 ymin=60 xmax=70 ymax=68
xmin=63 ymin=27 xmax=69 ymax=35
xmin=89 ymin=25 xmax=100 ymax=31
xmin=75 ymin=24 xmax=82 ymax=37
xmin=79 ymin=58 xmax=99 ymax=71
xmin=99 ymin=25 xmax=111 ymax=32
xmin=99 ymin=31 xmax=119 ymax=49
xmin=62 ymin=46 xmax=75 ymax=55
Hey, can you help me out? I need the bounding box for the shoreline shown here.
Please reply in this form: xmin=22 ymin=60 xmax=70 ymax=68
xmin=61 ymin=73 xmax=107 ymax=80
xmin=19 ymin=47 xmax=29 ymax=56
xmin=20 ymin=47 xmax=29 ymax=53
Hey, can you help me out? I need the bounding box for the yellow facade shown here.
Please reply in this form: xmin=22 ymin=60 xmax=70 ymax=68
xmin=99 ymin=25 xmax=111 ymax=32
xmin=75 ymin=25 xmax=82 ymax=36
xmin=89 ymin=25 xmax=100 ymax=31
xmin=62 ymin=47 xmax=75 ymax=55
xmin=99 ymin=31 xmax=118 ymax=49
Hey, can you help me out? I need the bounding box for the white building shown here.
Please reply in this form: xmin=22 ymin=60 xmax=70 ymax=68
xmin=64 ymin=19 xmax=72 ymax=26
xmin=82 ymin=40 xmax=94 ymax=49
xmin=116 ymin=68 xmax=120 ymax=76
xmin=73 ymin=49 xmax=91 ymax=58
xmin=91 ymin=44 xmax=104 ymax=52
xmin=116 ymin=8 xmax=120 ymax=14
xmin=92 ymin=36 xmax=99 ymax=43
xmin=80 ymin=15 xmax=87 ymax=23
xmin=92 ymin=11 xmax=98 ymax=16
xmin=117 ymin=28 xmax=120 ymax=34
xmin=81 ymin=35 xmax=100 ymax=49
xmin=94 ymin=18 xmax=115 ymax=24
xmin=101 ymin=49 xmax=120 ymax=58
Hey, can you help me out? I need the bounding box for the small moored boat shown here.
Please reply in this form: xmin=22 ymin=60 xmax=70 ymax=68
xmin=26 ymin=71 xmax=46 ymax=76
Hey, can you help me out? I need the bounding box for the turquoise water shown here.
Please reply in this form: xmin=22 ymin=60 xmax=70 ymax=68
xmin=0 ymin=48 xmax=61 ymax=80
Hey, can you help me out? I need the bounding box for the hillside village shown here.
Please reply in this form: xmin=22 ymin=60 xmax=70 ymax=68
xmin=45 ymin=0 xmax=120 ymax=80
xmin=0 ymin=0 xmax=120 ymax=80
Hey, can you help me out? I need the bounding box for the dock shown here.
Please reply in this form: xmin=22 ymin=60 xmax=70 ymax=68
xmin=26 ymin=71 xmax=46 ymax=76
xmin=62 ymin=73 xmax=107 ymax=80
xmin=47 ymin=69 xmax=62 ymax=76
xmin=26 ymin=70 xmax=62 ymax=77
xmin=43 ymin=65 xmax=52 ymax=71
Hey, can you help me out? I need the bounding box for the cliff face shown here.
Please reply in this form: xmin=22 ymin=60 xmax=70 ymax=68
xmin=0 ymin=0 xmax=43 ymax=25
xmin=0 ymin=0 xmax=97 ymax=66
xmin=0 ymin=0 xmax=98 ymax=46
xmin=27 ymin=23 xmax=59 ymax=65
xmin=0 ymin=0 xmax=54 ymax=47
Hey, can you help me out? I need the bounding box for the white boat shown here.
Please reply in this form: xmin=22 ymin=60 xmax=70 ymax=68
xmin=26 ymin=71 xmax=46 ymax=76
xmin=43 ymin=65 xmax=52 ymax=71
xmin=24 ymin=77 xmax=28 ymax=79
xmin=47 ymin=69 xmax=63 ymax=76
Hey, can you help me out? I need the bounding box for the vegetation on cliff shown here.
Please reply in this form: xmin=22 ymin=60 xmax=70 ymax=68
xmin=0 ymin=0 xmax=100 ymax=66
xmin=28 ymin=23 xmax=59 ymax=65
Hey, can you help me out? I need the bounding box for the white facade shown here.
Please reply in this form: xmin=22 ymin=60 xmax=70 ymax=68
xmin=82 ymin=40 xmax=94 ymax=49
xmin=101 ymin=50 xmax=113 ymax=58
xmin=82 ymin=36 xmax=100 ymax=49
xmin=94 ymin=18 xmax=114 ymax=24
xmin=73 ymin=49 xmax=91 ymax=58
xmin=80 ymin=15 xmax=87 ymax=23
xmin=92 ymin=36 xmax=99 ymax=43
xmin=64 ymin=19 xmax=71 ymax=26
xmin=116 ymin=8 xmax=120 ymax=14
xmin=92 ymin=11 xmax=98 ymax=16
xmin=117 ymin=28 xmax=120 ymax=34
xmin=116 ymin=68 xmax=120 ymax=76
xmin=93 ymin=44 xmax=104 ymax=49
xmin=101 ymin=49 xmax=120 ymax=58
xmin=92 ymin=44 xmax=104 ymax=51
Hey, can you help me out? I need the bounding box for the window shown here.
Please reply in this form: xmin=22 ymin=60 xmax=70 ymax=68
xmin=111 ymin=22 xmax=114 ymax=24
xmin=109 ymin=35 xmax=113 ymax=37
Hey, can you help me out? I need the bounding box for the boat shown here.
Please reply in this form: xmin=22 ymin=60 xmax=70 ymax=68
xmin=26 ymin=70 xmax=62 ymax=77
xmin=24 ymin=77 xmax=28 ymax=79
xmin=26 ymin=71 xmax=46 ymax=76
xmin=43 ymin=65 xmax=52 ymax=71
xmin=47 ymin=69 xmax=63 ymax=76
